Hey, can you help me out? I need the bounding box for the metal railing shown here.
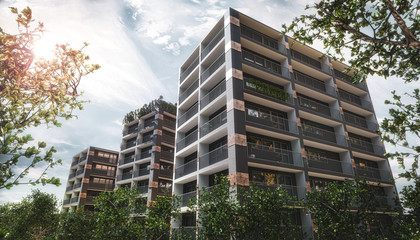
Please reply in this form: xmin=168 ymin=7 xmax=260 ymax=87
xmin=305 ymin=157 xmax=353 ymax=175
xmin=201 ymin=53 xmax=225 ymax=83
xmin=88 ymin=183 xmax=114 ymax=191
xmin=79 ymin=155 xmax=87 ymax=162
xmin=241 ymin=25 xmax=284 ymax=54
xmin=119 ymin=156 xmax=134 ymax=165
xmin=117 ymin=172 xmax=133 ymax=181
xmin=137 ymin=185 xmax=148 ymax=194
xmin=244 ymin=77 xmax=293 ymax=104
xmin=339 ymin=90 xmax=373 ymax=111
xmin=178 ymin=102 xmax=198 ymax=127
xmin=66 ymin=186 xmax=73 ymax=192
xmin=200 ymin=110 xmax=227 ymax=137
xmin=334 ymin=69 xmax=368 ymax=90
xmin=294 ymin=71 xmax=336 ymax=96
xmin=179 ymin=79 xmax=199 ymax=104
xmin=63 ymin=199 xmax=71 ymax=205
xmin=200 ymin=80 xmax=226 ymax=109
xmin=136 ymin=151 xmax=151 ymax=160
xmin=71 ymin=161 xmax=78 ymax=167
xmin=68 ymin=172 xmax=76 ymax=179
xmin=70 ymin=197 xmax=79 ymax=204
xmin=249 ymin=181 xmax=307 ymax=200
xmin=163 ymin=118 xmax=176 ymax=130
xmin=160 ymin=168 xmax=173 ymax=178
xmin=176 ymin=129 xmax=198 ymax=152
xmin=242 ymin=49 xmax=290 ymax=78
xmin=245 ymin=108 xmax=298 ymax=134
xmin=134 ymin=168 xmax=150 ymax=178
xmin=348 ymin=138 xmax=385 ymax=155
xmin=180 ymin=57 xmax=199 ymax=84
xmin=73 ymin=182 xmax=82 ymax=189
xmin=161 ymin=150 xmax=174 ymax=161
xmin=76 ymin=169 xmax=84 ymax=176
xmin=291 ymin=49 xmax=321 ymax=69
xmin=298 ymin=96 xmax=341 ymax=120
xmin=201 ymin=28 xmax=225 ymax=59
xmin=179 ymin=191 xmax=196 ymax=207
xmin=162 ymin=134 xmax=175 ymax=146
xmin=123 ymin=126 xmax=139 ymax=136
xmin=301 ymin=124 xmax=347 ymax=146
xmin=247 ymin=143 xmax=303 ymax=167
xmin=199 ymin=144 xmax=228 ymax=169
xmin=355 ymin=166 xmax=392 ymax=182
xmin=91 ymin=168 xmax=114 ymax=177
xmin=343 ymin=112 xmax=378 ymax=131
xmin=175 ymin=159 xmax=197 ymax=179
xmin=121 ymin=141 xmax=137 ymax=150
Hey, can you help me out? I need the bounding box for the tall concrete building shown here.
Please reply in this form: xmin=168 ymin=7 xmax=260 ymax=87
xmin=62 ymin=146 xmax=118 ymax=212
xmin=116 ymin=104 xmax=176 ymax=205
xmin=172 ymin=8 xmax=397 ymax=237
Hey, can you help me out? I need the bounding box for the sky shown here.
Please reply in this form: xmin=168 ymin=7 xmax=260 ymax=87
xmin=0 ymin=0 xmax=418 ymax=204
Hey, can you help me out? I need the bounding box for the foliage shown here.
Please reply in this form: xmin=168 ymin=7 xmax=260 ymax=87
xmin=283 ymin=0 xmax=420 ymax=83
xmin=56 ymin=209 xmax=95 ymax=240
xmin=0 ymin=7 xmax=99 ymax=190
xmin=245 ymin=78 xmax=290 ymax=102
xmin=0 ymin=190 xmax=59 ymax=240
xmin=123 ymin=96 xmax=177 ymax=124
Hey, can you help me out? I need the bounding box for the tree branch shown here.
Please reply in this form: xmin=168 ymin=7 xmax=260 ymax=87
xmin=383 ymin=0 xmax=419 ymax=44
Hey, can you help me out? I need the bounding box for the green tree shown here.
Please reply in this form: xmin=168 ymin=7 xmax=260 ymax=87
xmin=0 ymin=7 xmax=99 ymax=190
xmin=0 ymin=190 xmax=59 ymax=240
xmin=56 ymin=209 xmax=94 ymax=240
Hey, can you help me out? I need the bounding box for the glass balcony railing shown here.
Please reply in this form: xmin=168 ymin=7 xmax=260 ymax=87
xmin=294 ymin=71 xmax=336 ymax=96
xmin=249 ymin=181 xmax=306 ymax=200
xmin=162 ymin=134 xmax=175 ymax=146
xmin=179 ymin=191 xmax=196 ymax=207
xmin=247 ymin=143 xmax=303 ymax=167
xmin=348 ymin=138 xmax=385 ymax=155
xmin=123 ymin=126 xmax=139 ymax=136
xmin=137 ymin=185 xmax=148 ymax=194
xmin=199 ymin=144 xmax=228 ymax=169
xmin=134 ymin=168 xmax=150 ymax=178
xmin=161 ymin=150 xmax=174 ymax=161
xmin=200 ymin=110 xmax=227 ymax=137
xmin=175 ymin=159 xmax=197 ymax=179
xmin=179 ymin=79 xmax=199 ymax=104
xmin=241 ymin=25 xmax=286 ymax=54
xmin=298 ymin=96 xmax=341 ymax=120
xmin=201 ymin=53 xmax=225 ymax=83
xmin=178 ymin=102 xmax=198 ymax=127
xmin=200 ymin=80 xmax=226 ymax=109
xmin=343 ymin=112 xmax=378 ymax=131
xmin=117 ymin=172 xmax=133 ymax=181
xmin=245 ymin=108 xmax=298 ymax=134
xmin=305 ymin=157 xmax=353 ymax=175
xmin=339 ymin=90 xmax=373 ymax=111
xmin=70 ymin=197 xmax=79 ymax=204
xmin=176 ymin=130 xmax=198 ymax=152
xmin=180 ymin=57 xmax=199 ymax=84
xmin=136 ymin=151 xmax=151 ymax=160
xmin=201 ymin=28 xmax=225 ymax=60
xmin=242 ymin=49 xmax=290 ymax=78
xmin=334 ymin=69 xmax=368 ymax=90
xmin=301 ymin=124 xmax=347 ymax=146
xmin=355 ymin=166 xmax=392 ymax=182
xmin=119 ymin=156 xmax=134 ymax=166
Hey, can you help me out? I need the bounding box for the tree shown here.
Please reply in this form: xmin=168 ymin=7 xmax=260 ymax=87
xmin=0 ymin=190 xmax=59 ymax=239
xmin=56 ymin=209 xmax=95 ymax=240
xmin=123 ymin=96 xmax=177 ymax=124
xmin=0 ymin=7 xmax=99 ymax=189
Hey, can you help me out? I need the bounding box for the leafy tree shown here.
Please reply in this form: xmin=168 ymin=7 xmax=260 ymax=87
xmin=123 ymin=96 xmax=177 ymax=124
xmin=56 ymin=209 xmax=95 ymax=240
xmin=0 ymin=190 xmax=59 ymax=240
xmin=0 ymin=7 xmax=99 ymax=190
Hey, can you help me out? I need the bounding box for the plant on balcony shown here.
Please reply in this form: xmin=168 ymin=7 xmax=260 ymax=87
xmin=123 ymin=96 xmax=177 ymax=124
xmin=246 ymin=78 xmax=290 ymax=102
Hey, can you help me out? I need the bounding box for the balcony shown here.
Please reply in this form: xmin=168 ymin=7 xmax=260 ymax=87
xmin=355 ymin=166 xmax=392 ymax=182
xmin=70 ymin=197 xmax=79 ymax=204
xmin=157 ymin=185 xmax=173 ymax=195
xmin=176 ymin=130 xmax=198 ymax=152
xmin=162 ymin=134 xmax=175 ymax=146
xmin=343 ymin=112 xmax=378 ymax=131
xmin=178 ymin=102 xmax=198 ymax=127
xmin=123 ymin=126 xmax=139 ymax=136
xmin=172 ymin=227 xmax=196 ymax=239
xmin=159 ymin=168 xmax=173 ymax=179
xmin=297 ymin=95 xmax=341 ymax=120
xmin=334 ymin=69 xmax=367 ymax=90
xmin=244 ymin=76 xmax=293 ymax=105
xmin=140 ymin=121 xmax=156 ymax=131
xmin=63 ymin=199 xmax=71 ymax=205
xmin=119 ymin=156 xmax=134 ymax=166
xmin=163 ymin=118 xmax=176 ymax=130
xmin=71 ymin=161 xmax=78 ymax=167
xmin=245 ymin=108 xmax=298 ymax=134
xmin=200 ymin=80 xmax=226 ymax=109
xmin=175 ymin=160 xmax=197 ymax=179
xmin=202 ymin=28 xmax=224 ymax=60
xmin=88 ymin=183 xmax=114 ymax=191
xmin=117 ymin=172 xmax=133 ymax=181
xmin=79 ymin=155 xmax=87 ymax=162
xmin=249 ymin=181 xmax=306 ymax=200
xmin=179 ymin=79 xmax=199 ymax=104
xmin=247 ymin=143 xmax=303 ymax=167
xmin=73 ymin=182 xmax=82 ymax=189
xmin=201 ymin=53 xmax=225 ymax=83
xmin=180 ymin=56 xmax=199 ymax=84
xmin=76 ymin=169 xmax=84 ymax=176
xmin=300 ymin=124 xmax=347 ymax=146
xmin=291 ymin=49 xmax=331 ymax=75
xmin=121 ymin=141 xmax=136 ymax=151
xmin=200 ymin=110 xmax=227 ymax=137
xmin=339 ymin=90 xmax=373 ymax=111
xmin=84 ymin=196 xmax=97 ymax=205
xmin=241 ymin=25 xmax=286 ymax=54
xmin=199 ymin=144 xmax=228 ymax=169
xmin=180 ymin=191 xmax=196 ymax=207
xmin=305 ymin=157 xmax=352 ymax=175
xmin=68 ymin=172 xmax=76 ymax=179
xmin=348 ymin=137 xmax=385 ymax=155
xmin=137 ymin=185 xmax=148 ymax=194
xmin=136 ymin=151 xmax=151 ymax=161
xmin=133 ymin=168 xmax=150 ymax=178
xmin=66 ymin=186 xmax=73 ymax=192
xmin=242 ymin=49 xmax=289 ymax=78
xmin=294 ymin=71 xmax=336 ymax=97
xmin=161 ymin=150 xmax=174 ymax=161
xmin=139 ymin=135 xmax=153 ymax=146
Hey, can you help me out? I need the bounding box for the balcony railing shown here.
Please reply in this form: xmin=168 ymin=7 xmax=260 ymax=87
xmin=63 ymin=199 xmax=71 ymax=205
xmin=242 ymin=49 xmax=290 ymax=78
xmin=175 ymin=159 xmax=197 ymax=179
xmin=91 ymin=168 xmax=114 ymax=177
xmin=76 ymin=169 xmax=84 ymax=176
xmin=157 ymin=185 xmax=173 ymax=195
xmin=178 ymin=102 xmax=198 ymax=127
xmin=294 ymin=71 xmax=336 ymax=96
xmin=134 ymin=168 xmax=150 ymax=178
xmin=298 ymin=96 xmax=341 ymax=120
xmin=159 ymin=168 xmax=173 ymax=179
xmin=84 ymin=196 xmax=97 ymax=205
xmin=66 ymin=186 xmax=73 ymax=192
xmin=119 ymin=156 xmax=134 ymax=166
xmin=301 ymin=124 xmax=347 ymax=146
xmin=339 ymin=90 xmax=373 ymax=111
xmin=73 ymin=182 xmax=82 ymax=189
xmin=139 ymin=135 xmax=153 ymax=145
xmin=348 ymin=138 xmax=385 ymax=155
xmin=88 ymin=183 xmax=114 ymax=191
xmin=121 ymin=141 xmax=136 ymax=150
xmin=137 ymin=185 xmax=148 ymax=194
xmin=245 ymin=108 xmax=298 ymax=134
xmin=343 ymin=112 xmax=378 ymax=131
xmin=180 ymin=191 xmax=196 ymax=207
xmin=176 ymin=129 xmax=198 ymax=152
xmin=247 ymin=143 xmax=303 ymax=167
xmin=161 ymin=150 xmax=174 ymax=161
xmin=162 ymin=134 xmax=175 ymax=146
xmin=249 ymin=181 xmax=306 ymax=200
xmin=355 ymin=166 xmax=392 ymax=182
xmin=291 ymin=49 xmax=322 ymax=69
xmin=202 ymin=28 xmax=225 ymax=60
xmin=200 ymin=110 xmax=227 ymax=137
xmin=163 ymin=118 xmax=176 ymax=130
xmin=140 ymin=121 xmax=156 ymax=131
xmin=79 ymin=155 xmax=87 ymax=162
xmin=334 ymin=69 xmax=368 ymax=90
xmin=68 ymin=172 xmax=76 ymax=179
xmin=123 ymin=126 xmax=139 ymax=136
xmin=201 ymin=53 xmax=225 ymax=83
xmin=180 ymin=56 xmax=199 ymax=84
xmin=241 ymin=25 xmax=285 ymax=54
xmin=179 ymin=79 xmax=199 ymax=104
xmin=172 ymin=227 xmax=196 ymax=239
xmin=71 ymin=161 xmax=78 ymax=167
xmin=117 ymin=172 xmax=133 ymax=181
xmin=305 ymin=157 xmax=353 ymax=175
xmin=244 ymin=77 xmax=293 ymax=104
xmin=199 ymin=144 xmax=228 ymax=169
xmin=70 ymin=197 xmax=79 ymax=204
xmin=136 ymin=151 xmax=151 ymax=160
xmin=200 ymin=80 xmax=226 ymax=109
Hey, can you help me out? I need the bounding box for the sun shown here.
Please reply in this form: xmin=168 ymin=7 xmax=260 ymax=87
xmin=32 ymin=33 xmax=58 ymax=60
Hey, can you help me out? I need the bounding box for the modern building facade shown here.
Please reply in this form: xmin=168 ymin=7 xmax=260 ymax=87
xmin=172 ymin=8 xmax=397 ymax=237
xmin=116 ymin=107 xmax=176 ymax=205
xmin=62 ymin=146 xmax=118 ymax=212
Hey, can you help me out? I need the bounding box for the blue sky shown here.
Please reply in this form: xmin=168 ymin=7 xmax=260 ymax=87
xmin=0 ymin=0 xmax=417 ymax=204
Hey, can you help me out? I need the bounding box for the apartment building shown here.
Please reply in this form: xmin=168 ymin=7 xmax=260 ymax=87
xmin=62 ymin=146 xmax=118 ymax=212
xmin=116 ymin=104 xmax=176 ymax=205
xmin=172 ymin=8 xmax=397 ymax=237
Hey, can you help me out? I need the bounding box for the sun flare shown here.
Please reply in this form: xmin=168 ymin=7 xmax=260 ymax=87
xmin=32 ymin=33 xmax=58 ymax=60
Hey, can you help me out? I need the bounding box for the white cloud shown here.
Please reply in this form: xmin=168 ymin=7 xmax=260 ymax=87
xmin=153 ymin=34 xmax=172 ymax=45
